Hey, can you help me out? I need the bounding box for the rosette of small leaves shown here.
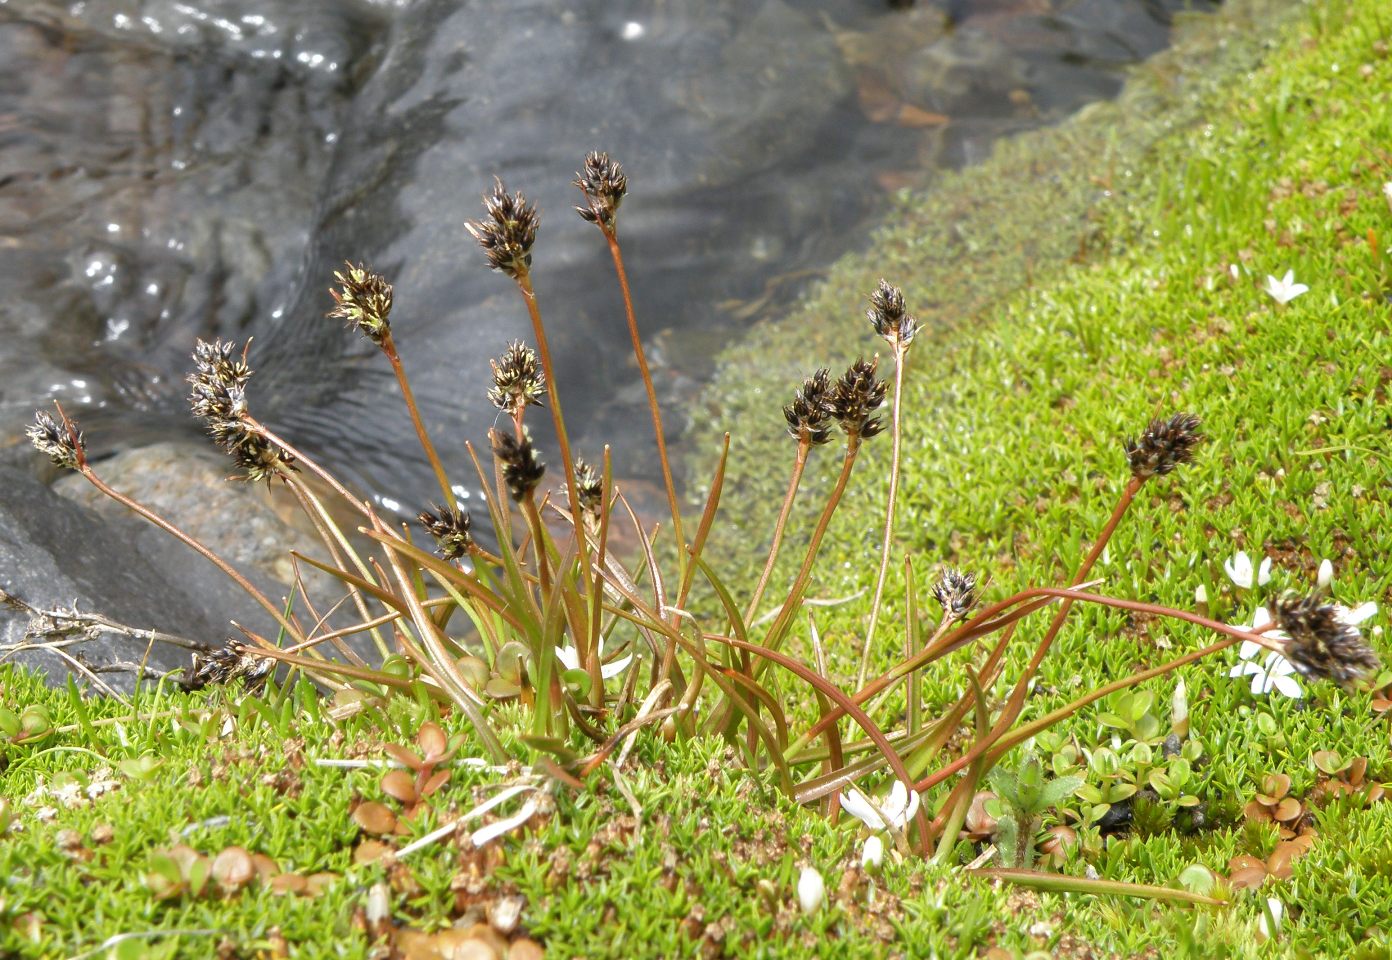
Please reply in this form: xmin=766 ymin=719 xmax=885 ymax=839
xmin=491 ymin=429 xmax=545 ymax=501
xmin=488 ymin=341 xmax=546 ymax=414
xmin=825 ymin=357 xmax=887 ymax=439
xmin=574 ymin=151 xmax=628 ymax=230
xmin=782 ymin=369 xmax=834 ymax=446
xmin=417 ymin=505 xmax=474 ymax=560
xmin=1124 ymin=413 xmax=1204 ymax=480
xmin=27 ymin=409 xmax=85 ymax=471
xmin=466 ymin=179 xmax=540 ymax=279
xmin=327 ymin=262 xmax=393 ymax=346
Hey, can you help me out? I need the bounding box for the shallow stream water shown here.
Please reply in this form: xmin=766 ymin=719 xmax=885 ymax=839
xmin=0 ymin=0 xmax=1214 ymax=517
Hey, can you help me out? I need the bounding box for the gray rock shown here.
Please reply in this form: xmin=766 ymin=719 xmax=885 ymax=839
xmin=0 ymin=460 xmax=278 ymax=690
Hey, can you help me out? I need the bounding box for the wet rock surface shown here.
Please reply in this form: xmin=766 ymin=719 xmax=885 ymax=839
xmin=1 ymin=0 xmax=1214 ymax=685
xmin=0 ymin=458 xmax=277 ymax=689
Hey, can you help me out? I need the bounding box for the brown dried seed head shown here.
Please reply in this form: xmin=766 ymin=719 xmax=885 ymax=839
xmin=1275 ymin=593 xmax=1380 ymax=686
xmin=186 ymin=338 xmax=293 ymax=482
xmin=826 ymin=357 xmax=887 ymax=439
xmin=27 ymin=409 xmax=85 ymax=471
xmin=490 ymin=428 xmax=546 ymax=501
xmin=417 ymin=505 xmax=473 ymax=560
xmin=571 ymin=458 xmax=604 ymax=517
xmin=1124 ymin=413 xmax=1204 ymax=480
xmin=466 ymin=178 xmax=540 ymax=279
xmin=931 ymin=568 xmax=978 ymax=620
xmin=327 ymin=262 xmax=393 ymax=346
xmin=187 ymin=641 xmax=274 ymax=693
xmin=488 ymin=341 xmax=546 ymax=413
xmin=867 ymin=280 xmax=917 ymax=346
xmin=783 ymin=369 xmax=834 ymax=446
xmin=574 ymin=151 xmax=628 ymax=229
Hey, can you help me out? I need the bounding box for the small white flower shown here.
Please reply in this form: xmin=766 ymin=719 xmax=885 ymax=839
xmin=1230 ymin=650 xmax=1302 ymax=699
xmin=1264 ymin=269 xmax=1309 ymax=305
xmin=1194 ymin=584 xmax=1208 ymax=604
xmin=1338 ymin=601 xmax=1378 ymax=625
xmin=840 ymin=780 xmax=921 ymax=833
xmin=1224 ymin=551 xmax=1272 ymax=589
xmin=1317 ymin=558 xmax=1334 ymax=589
xmin=1258 ymin=897 xmax=1284 ymax=940
xmin=555 ymin=640 xmax=632 ymax=680
xmin=51 ymin=781 xmax=85 ymax=808
xmin=861 ymin=835 xmax=884 ymax=870
xmin=797 ymin=866 xmax=825 ymax=914
xmin=1383 ymin=182 xmax=1392 ymax=216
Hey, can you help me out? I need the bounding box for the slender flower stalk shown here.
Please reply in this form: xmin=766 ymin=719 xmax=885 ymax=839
xmin=575 ymin=153 xmax=688 ymax=593
xmin=29 ymin=405 xmax=302 ymax=652
xmin=856 ymin=282 xmax=917 ymax=688
xmin=744 ymin=369 xmax=834 ymax=624
xmin=328 ymin=262 xmax=458 ymax=510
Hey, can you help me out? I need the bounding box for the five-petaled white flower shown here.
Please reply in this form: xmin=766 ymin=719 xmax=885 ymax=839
xmin=555 ymin=640 xmax=632 ymax=680
xmin=840 ymin=779 xmax=921 ymax=833
xmin=1263 ymin=269 xmax=1309 ymax=305
xmin=797 ymin=866 xmax=825 ymax=914
xmin=1229 ymin=607 xmax=1299 ymax=699
xmin=1230 ymin=649 xmax=1303 ymax=699
xmin=1224 ymin=550 xmax=1272 ymax=590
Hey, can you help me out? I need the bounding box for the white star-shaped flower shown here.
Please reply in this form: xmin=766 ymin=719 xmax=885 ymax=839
xmin=1224 ymin=550 xmax=1272 ymax=589
xmin=1263 ymin=269 xmax=1309 ymax=305
xmin=1230 ymin=650 xmax=1303 ymax=699
xmin=840 ymin=780 xmax=921 ymax=833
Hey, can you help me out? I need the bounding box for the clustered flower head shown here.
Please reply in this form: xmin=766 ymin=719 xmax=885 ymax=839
xmin=867 ymin=279 xmax=917 ymax=347
xmin=782 ymin=368 xmax=834 ymax=446
xmin=186 ymin=641 xmax=273 ymax=693
xmin=1274 ymin=593 xmax=1380 ymax=685
xmin=931 ymin=567 xmax=978 ymax=620
xmin=27 ymin=408 xmax=85 ymax=471
xmin=826 ymin=357 xmax=887 ymax=439
xmin=417 ymin=505 xmax=474 ymax=560
xmin=1124 ymin=412 xmax=1204 ymax=480
xmin=491 ymin=428 xmax=546 ymax=501
xmin=488 ymin=341 xmax=546 ymax=414
xmin=187 ymin=338 xmax=293 ymax=482
xmin=571 ymin=458 xmax=604 ymax=518
xmin=574 ymin=151 xmax=628 ymax=230
xmin=327 ymin=262 xmax=393 ymax=346
xmin=466 ymin=178 xmax=540 ymax=279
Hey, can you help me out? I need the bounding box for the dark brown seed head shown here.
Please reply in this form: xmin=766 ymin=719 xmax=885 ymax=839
xmin=327 ymin=262 xmax=393 ymax=346
xmin=1124 ymin=413 xmax=1204 ymax=480
xmin=574 ymin=151 xmax=628 ymax=229
xmin=867 ymin=280 xmax=917 ymax=347
xmin=417 ymin=505 xmax=474 ymax=560
xmin=187 ymin=338 xmax=293 ymax=482
xmin=782 ymin=369 xmax=834 ymax=446
xmin=187 ymin=641 xmax=273 ymax=693
xmin=571 ymin=458 xmax=604 ymax=517
xmin=931 ymin=568 xmax=978 ymax=620
xmin=488 ymin=341 xmax=547 ymax=414
xmin=826 ymin=357 xmax=887 ymax=439
xmin=1275 ymin=593 xmax=1380 ymax=686
xmin=490 ymin=428 xmax=546 ymax=501
xmin=27 ymin=409 xmax=85 ymax=471
xmin=466 ymin=178 xmax=540 ymax=279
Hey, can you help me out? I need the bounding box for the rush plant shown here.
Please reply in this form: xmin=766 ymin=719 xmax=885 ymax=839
xmin=28 ymin=152 xmax=1382 ymax=896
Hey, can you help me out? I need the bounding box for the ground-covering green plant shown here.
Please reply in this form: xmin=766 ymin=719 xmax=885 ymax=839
xmin=8 ymin=0 xmax=1392 ymax=955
